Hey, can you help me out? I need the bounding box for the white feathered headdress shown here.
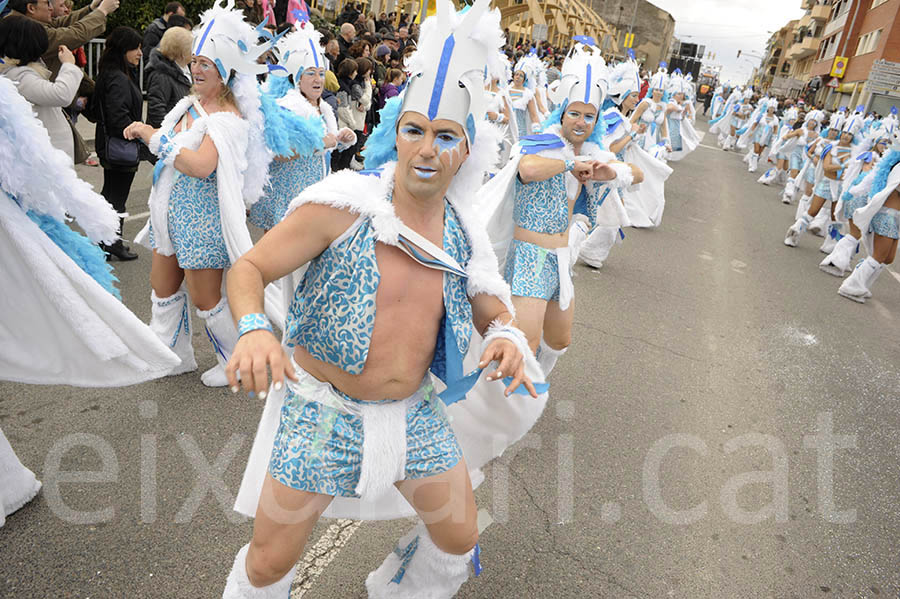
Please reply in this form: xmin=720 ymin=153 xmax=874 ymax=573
xmin=648 ymin=66 xmax=668 ymax=93
xmin=514 ymin=52 xmax=544 ymax=90
xmin=401 ymin=0 xmax=505 ymax=140
xmin=666 ymin=69 xmax=689 ymax=96
xmin=273 ymin=22 xmax=327 ymax=82
xmin=606 ymin=59 xmax=641 ymax=105
xmin=548 ymin=43 xmax=608 ymax=111
xmin=193 ymin=0 xmax=272 ymax=81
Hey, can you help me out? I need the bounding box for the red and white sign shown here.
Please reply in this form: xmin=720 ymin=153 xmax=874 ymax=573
xmin=827 ymin=77 xmax=840 ymax=88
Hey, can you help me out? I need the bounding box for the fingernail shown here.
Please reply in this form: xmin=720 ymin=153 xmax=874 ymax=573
xmin=486 ymin=376 xmax=492 ymax=381
xmin=259 ymin=391 xmax=267 ymax=400
xmin=230 ymin=385 xmax=239 ymax=393
xmin=248 ymin=391 xmax=255 ymax=399
xmin=274 ymin=381 xmax=283 ymax=391
xmin=496 ymin=372 xmax=502 ymax=378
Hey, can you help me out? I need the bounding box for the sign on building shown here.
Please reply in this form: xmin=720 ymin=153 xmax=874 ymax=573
xmin=830 ymin=56 xmax=848 ymax=78
xmin=623 ymin=32 xmax=635 ymax=48
xmin=867 ymin=59 xmax=900 ymax=98
xmin=827 ymin=77 xmax=840 ymax=88
xmin=532 ymin=23 xmax=548 ymax=42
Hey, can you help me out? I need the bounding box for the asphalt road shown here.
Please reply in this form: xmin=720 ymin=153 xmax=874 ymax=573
xmin=1 ymin=114 xmax=899 ymax=598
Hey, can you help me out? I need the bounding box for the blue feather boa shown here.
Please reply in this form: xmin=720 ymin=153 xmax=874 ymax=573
xmin=362 ymin=95 xmax=403 ymax=169
xmin=259 ymin=83 xmax=325 ymax=158
xmin=27 ymin=210 xmax=121 ymax=299
xmin=870 ymin=149 xmax=900 ymax=199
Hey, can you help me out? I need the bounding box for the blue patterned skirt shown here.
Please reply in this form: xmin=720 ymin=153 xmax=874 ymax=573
xmin=504 ymin=238 xmax=560 ymax=302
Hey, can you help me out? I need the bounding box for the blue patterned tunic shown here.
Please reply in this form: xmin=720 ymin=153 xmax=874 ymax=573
xmin=248 ymin=154 xmax=326 ymax=230
xmin=283 ymin=198 xmax=473 ymax=381
xmin=166 ymin=171 xmax=230 ymax=270
xmin=513 ymin=172 xmax=569 ymax=234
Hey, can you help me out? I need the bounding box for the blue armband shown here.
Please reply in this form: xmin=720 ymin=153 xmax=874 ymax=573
xmin=237 ymin=313 xmax=273 ymax=337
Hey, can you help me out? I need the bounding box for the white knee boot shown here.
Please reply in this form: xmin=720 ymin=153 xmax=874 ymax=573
xmin=819 ymin=235 xmax=857 ymax=277
xmin=838 ymin=257 xmax=884 ymax=303
xmin=748 ymin=153 xmax=759 ymax=172
xmin=795 ymin=194 xmax=811 ymax=219
xmin=579 ymin=226 xmax=618 ymax=269
xmin=223 ymin=544 xmax=296 ymax=599
xmin=782 ymin=178 xmax=796 ymax=204
xmin=197 ymin=296 xmax=239 ymax=387
xmin=366 ymin=522 xmax=478 ymax=599
xmin=784 ymin=212 xmax=811 ymax=247
xmin=149 ymin=287 xmax=197 ymax=376
xmin=819 ymin=223 xmax=839 ymax=254
xmin=537 ymin=339 xmax=568 ymax=376
xmin=809 ymin=204 xmax=829 ymax=237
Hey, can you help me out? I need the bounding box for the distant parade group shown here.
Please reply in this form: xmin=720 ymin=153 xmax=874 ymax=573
xmin=708 ymin=84 xmax=900 ymax=303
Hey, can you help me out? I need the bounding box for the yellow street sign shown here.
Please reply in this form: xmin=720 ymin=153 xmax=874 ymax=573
xmin=830 ymin=56 xmax=848 ymax=78
xmin=623 ymin=32 xmax=635 ymax=48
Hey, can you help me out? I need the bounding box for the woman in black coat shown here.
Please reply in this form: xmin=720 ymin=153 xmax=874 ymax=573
xmin=146 ymin=26 xmax=192 ymax=128
xmin=92 ymin=26 xmax=144 ymax=261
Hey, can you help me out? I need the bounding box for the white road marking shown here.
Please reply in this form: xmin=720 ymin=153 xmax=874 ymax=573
xmin=124 ymin=210 xmax=150 ymax=222
xmin=698 ymin=143 xmax=721 ymax=151
xmin=889 ymin=267 xmax=900 ymax=286
xmin=290 ymin=519 xmax=362 ymax=598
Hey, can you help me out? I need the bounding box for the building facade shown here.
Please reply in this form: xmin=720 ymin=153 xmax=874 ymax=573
xmin=762 ymin=20 xmax=800 ymax=93
xmin=589 ymin=0 xmax=675 ymax=69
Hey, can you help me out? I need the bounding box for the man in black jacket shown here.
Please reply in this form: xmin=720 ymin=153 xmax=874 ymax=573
xmin=142 ymin=1 xmax=185 ymax=63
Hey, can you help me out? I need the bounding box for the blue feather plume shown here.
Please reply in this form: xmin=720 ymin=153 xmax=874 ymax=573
xmin=27 ymin=211 xmax=121 ymax=299
xmin=259 ymin=86 xmax=325 ymax=157
xmin=870 ymin=149 xmax=900 ymax=199
xmin=362 ymin=95 xmax=403 ymax=168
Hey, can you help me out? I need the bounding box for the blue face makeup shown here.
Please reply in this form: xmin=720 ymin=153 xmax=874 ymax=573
xmin=399 ymin=124 xmax=424 ymax=142
xmin=433 ymin=132 xmax=464 ymax=158
xmin=566 ymin=110 xmax=596 ymax=124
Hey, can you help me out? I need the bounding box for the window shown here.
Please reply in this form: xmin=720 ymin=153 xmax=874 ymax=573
xmin=856 ymin=28 xmax=883 ymax=55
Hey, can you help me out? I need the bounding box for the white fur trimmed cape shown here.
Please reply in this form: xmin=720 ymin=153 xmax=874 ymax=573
xmin=0 ymin=77 xmax=179 ymax=386
xmin=233 ymin=162 xmax=549 ymax=520
xmin=134 ymin=96 xmax=285 ymax=327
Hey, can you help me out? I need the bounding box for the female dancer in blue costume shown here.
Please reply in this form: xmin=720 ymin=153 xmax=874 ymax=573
xmin=248 ymin=23 xmax=357 ymax=232
xmin=126 ymin=0 xmax=280 ymax=387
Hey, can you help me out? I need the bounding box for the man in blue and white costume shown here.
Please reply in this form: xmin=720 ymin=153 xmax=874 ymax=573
xmin=710 ymin=85 xmax=743 ymax=149
xmin=744 ymin=98 xmax=779 ymax=173
xmin=759 ymin=105 xmax=800 ymax=189
xmin=248 ymin=21 xmax=357 ymax=231
xmin=221 ymin=2 xmax=548 ymax=597
xmin=602 ymin=58 xmax=672 ymax=228
xmin=479 ymin=42 xmax=638 ymax=371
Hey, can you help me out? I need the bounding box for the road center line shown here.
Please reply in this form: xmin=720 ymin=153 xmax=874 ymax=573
xmin=290 ymin=519 xmax=362 ymax=598
xmin=125 ymin=210 xmax=151 ymax=222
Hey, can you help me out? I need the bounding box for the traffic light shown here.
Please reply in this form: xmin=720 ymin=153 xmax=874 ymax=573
xmin=737 ymin=49 xmax=742 ymax=58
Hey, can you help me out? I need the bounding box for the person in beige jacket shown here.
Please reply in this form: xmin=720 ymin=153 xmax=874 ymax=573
xmin=0 ymin=15 xmax=83 ymax=162
xmin=6 ymin=0 xmax=119 ymax=96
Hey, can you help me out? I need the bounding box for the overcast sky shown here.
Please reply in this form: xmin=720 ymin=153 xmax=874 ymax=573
xmin=645 ymin=0 xmax=807 ymax=84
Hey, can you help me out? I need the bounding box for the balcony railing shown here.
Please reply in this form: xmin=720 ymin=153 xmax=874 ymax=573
xmin=786 ymin=36 xmax=821 ymax=60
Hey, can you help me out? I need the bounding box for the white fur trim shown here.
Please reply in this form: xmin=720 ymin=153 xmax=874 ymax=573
xmin=222 ymin=544 xmax=296 ymax=599
xmin=354 ymin=399 xmax=409 ymax=500
xmin=233 ymin=73 xmax=272 ymax=207
xmin=0 ymin=76 xmax=119 ymax=243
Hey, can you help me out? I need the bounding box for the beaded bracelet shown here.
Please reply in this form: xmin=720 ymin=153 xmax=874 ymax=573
xmin=237 ymin=313 xmax=273 ymax=337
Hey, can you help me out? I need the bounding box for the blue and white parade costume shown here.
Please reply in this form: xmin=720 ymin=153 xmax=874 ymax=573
xmin=787 ymin=110 xmax=825 ymax=210
xmin=135 ymin=1 xmax=283 ymax=387
xmin=743 ymin=99 xmax=779 ymax=173
xmin=248 ymin=25 xmax=356 ymax=231
xmin=0 ymin=73 xmax=178 ymax=525
xmin=665 ymin=71 xmax=701 ymax=162
xmin=710 ymin=86 xmax=744 ymax=149
xmin=784 ymin=113 xmax=859 ymax=249
xmin=709 ymin=84 xmax=728 ymax=120
xmin=510 ymin=53 xmax=544 ymax=137
xmin=760 ymin=106 xmax=799 ymax=188
xmin=633 ymin=67 xmax=669 ymax=159
xmin=602 ymin=59 xmax=672 ymax=228
xmin=838 ymin=140 xmax=900 ymax=302
xmin=226 ymin=2 xmax=548 ymax=597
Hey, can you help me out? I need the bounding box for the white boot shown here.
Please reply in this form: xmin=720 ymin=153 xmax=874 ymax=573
xmin=366 ymin=522 xmax=477 ymax=599
xmin=819 ymin=235 xmax=857 ymax=277
xmin=579 ymin=226 xmax=619 ymax=269
xmin=819 ymin=223 xmax=838 ymax=254
xmin=223 ymin=544 xmax=296 ymax=599
xmin=748 ymin=153 xmax=759 ymax=172
xmin=757 ymin=166 xmax=776 ymax=185
xmin=809 ymin=204 xmax=829 ymax=236
xmin=537 ymin=339 xmax=568 ymax=376
xmin=197 ymin=296 xmax=239 ymax=387
xmin=723 ymin=135 xmax=735 ymax=151
xmin=864 ymin=260 xmax=885 ymax=298
xmin=782 ymin=178 xmax=796 ymax=204
xmin=784 ymin=212 xmax=811 ymax=247
xmin=838 ymin=257 xmax=881 ymax=303
xmin=795 ymin=194 xmax=811 ymax=219
xmin=149 ymin=287 xmax=197 ymax=376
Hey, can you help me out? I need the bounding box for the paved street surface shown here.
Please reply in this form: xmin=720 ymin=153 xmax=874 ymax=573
xmin=2 ymin=114 xmax=899 ymax=598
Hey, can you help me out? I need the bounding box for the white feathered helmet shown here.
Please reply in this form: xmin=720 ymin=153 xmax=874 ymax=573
xmin=841 ymin=113 xmax=864 ymax=139
xmin=666 ymin=69 xmax=689 ymax=96
xmin=514 ymin=52 xmax=544 ymax=90
xmin=547 ymin=42 xmax=607 ymax=111
xmin=272 ymin=22 xmax=327 ymax=83
xmin=648 ymin=64 xmax=668 ymax=93
xmin=401 ymin=0 xmax=505 ymax=141
xmin=193 ymin=0 xmax=273 ymax=82
xmin=606 ymin=59 xmax=641 ymax=105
